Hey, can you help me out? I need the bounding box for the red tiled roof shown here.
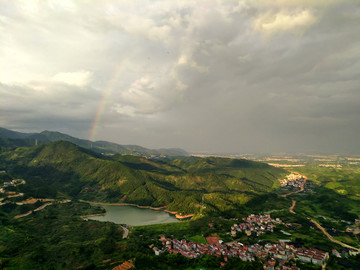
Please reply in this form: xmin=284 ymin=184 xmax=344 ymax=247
xmin=112 ymin=260 xmax=134 ymax=270
xmin=206 ymin=236 xmax=220 ymax=244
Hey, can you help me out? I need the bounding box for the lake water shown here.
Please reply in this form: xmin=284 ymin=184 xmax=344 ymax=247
xmin=88 ymin=204 xmax=179 ymax=226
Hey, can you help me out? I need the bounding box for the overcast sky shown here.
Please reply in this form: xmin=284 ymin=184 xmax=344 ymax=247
xmin=1 ymin=0 xmax=359 ymax=154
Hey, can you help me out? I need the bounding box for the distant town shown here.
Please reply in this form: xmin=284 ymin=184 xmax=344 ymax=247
xmin=192 ymin=153 xmax=360 ymax=169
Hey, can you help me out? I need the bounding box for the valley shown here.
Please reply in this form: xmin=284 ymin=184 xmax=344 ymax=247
xmin=0 ymin=138 xmax=359 ymax=269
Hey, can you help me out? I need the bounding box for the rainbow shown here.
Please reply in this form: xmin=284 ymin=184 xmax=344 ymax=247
xmin=89 ymin=66 xmax=123 ymax=141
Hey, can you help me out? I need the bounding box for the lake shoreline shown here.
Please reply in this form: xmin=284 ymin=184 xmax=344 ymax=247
xmin=79 ymin=200 xmax=193 ymax=220
xmin=164 ymin=209 xmax=194 ymax=219
xmin=80 ymin=211 xmax=107 ymax=219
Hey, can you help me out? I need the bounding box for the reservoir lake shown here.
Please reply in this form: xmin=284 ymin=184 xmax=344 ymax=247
xmin=88 ymin=204 xmax=179 ymax=226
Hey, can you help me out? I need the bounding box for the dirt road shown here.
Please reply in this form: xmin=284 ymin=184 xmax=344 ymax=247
xmin=309 ymin=219 xmax=360 ymax=252
xmin=121 ymin=226 xmax=129 ymax=238
xmin=289 ymin=200 xmax=296 ymax=214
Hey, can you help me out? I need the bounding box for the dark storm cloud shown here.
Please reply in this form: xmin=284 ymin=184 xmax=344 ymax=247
xmin=0 ymin=0 xmax=359 ymax=153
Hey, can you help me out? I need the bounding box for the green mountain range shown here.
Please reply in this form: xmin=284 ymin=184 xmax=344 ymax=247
xmin=0 ymin=140 xmax=285 ymax=215
xmin=0 ymin=127 xmax=188 ymax=156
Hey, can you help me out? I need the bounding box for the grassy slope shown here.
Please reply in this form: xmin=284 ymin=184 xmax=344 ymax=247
xmin=295 ymin=166 xmax=360 ymax=200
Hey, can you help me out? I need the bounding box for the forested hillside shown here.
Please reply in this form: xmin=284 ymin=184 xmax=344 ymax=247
xmin=0 ymin=141 xmax=285 ymax=214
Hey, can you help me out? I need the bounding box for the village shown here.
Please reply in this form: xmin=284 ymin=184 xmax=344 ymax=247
xmin=151 ymin=214 xmax=329 ymax=269
xmin=231 ymin=214 xmax=283 ymax=237
xmin=279 ymin=173 xmax=306 ymax=189
xmin=151 ymin=213 xmax=360 ymax=269
xmin=152 ymin=236 xmax=329 ymax=269
xmin=346 ymin=218 xmax=360 ymax=235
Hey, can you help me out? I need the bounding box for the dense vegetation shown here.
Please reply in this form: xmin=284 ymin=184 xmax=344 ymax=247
xmin=0 ymin=141 xmax=285 ymax=215
xmin=0 ymin=201 xmax=269 ymax=269
xmin=1 ymin=202 xmax=127 ymax=269
xmin=1 ymin=139 xmax=360 ymax=269
xmin=1 ymin=195 xmax=359 ymax=269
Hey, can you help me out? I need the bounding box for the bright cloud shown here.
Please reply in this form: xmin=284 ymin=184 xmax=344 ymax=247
xmin=254 ymin=10 xmax=317 ymax=35
xmin=52 ymin=71 xmax=92 ymax=87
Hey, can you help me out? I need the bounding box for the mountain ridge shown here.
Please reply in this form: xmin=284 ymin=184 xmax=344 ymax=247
xmin=0 ymin=140 xmax=285 ymax=214
xmin=0 ymin=127 xmax=188 ymax=156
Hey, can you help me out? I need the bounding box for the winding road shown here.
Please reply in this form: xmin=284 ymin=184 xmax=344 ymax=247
xmin=281 ymin=174 xmax=307 ymax=215
xmin=309 ymin=219 xmax=360 ymax=252
xmin=280 ymin=174 xmax=360 ymax=253
xmin=289 ymin=200 xmax=296 ymax=214
xmin=14 ymin=200 xmax=71 ymax=219
xmin=121 ymin=226 xmax=129 ymax=238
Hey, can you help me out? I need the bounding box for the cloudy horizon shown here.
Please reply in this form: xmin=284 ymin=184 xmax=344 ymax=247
xmin=1 ymin=0 xmax=360 ymax=154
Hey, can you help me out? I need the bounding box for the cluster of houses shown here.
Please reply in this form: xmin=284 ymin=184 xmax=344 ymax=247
xmin=231 ymin=214 xmax=283 ymax=237
xmin=346 ymin=226 xmax=360 ymax=235
xmin=2 ymin=179 xmax=26 ymax=188
xmin=279 ymin=178 xmax=305 ymax=189
xmin=0 ymin=179 xmax=26 ymax=205
xmin=332 ymin=248 xmax=359 ymax=258
xmin=260 ymin=241 xmax=328 ymax=269
xmin=153 ymin=238 xmax=233 ymax=259
xmin=152 ymin=237 xmax=329 ymax=269
xmin=346 ymin=217 xmax=360 ymax=235
xmin=279 ymin=174 xmax=305 ymax=188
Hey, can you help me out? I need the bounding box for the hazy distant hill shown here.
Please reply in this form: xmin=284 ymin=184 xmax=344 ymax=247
xmin=0 ymin=127 xmax=35 ymax=139
xmin=0 ymin=141 xmax=285 ymax=214
xmin=0 ymin=127 xmax=188 ymax=156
